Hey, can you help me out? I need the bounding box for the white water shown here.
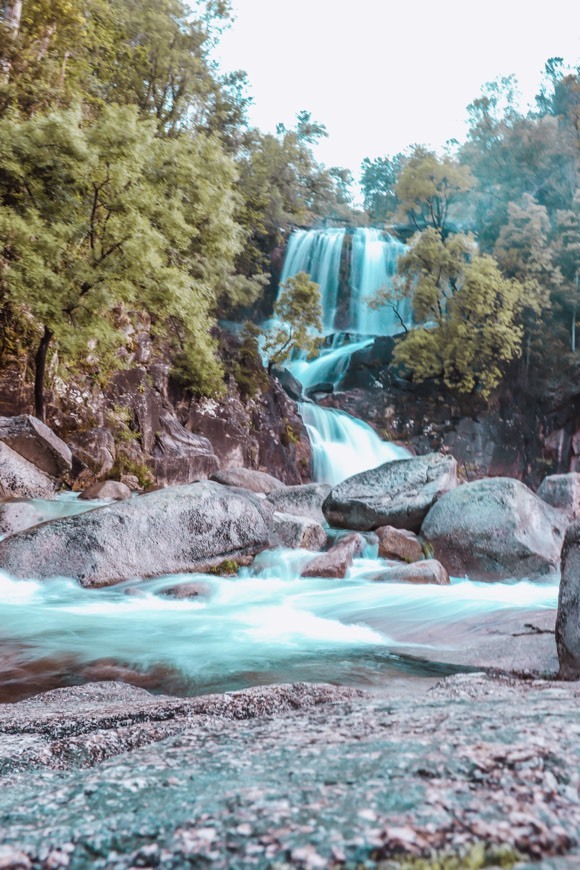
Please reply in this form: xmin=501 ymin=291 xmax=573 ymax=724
xmin=300 ymin=402 xmax=409 ymax=485
xmin=0 ymin=554 xmax=558 ymax=700
xmin=288 ymin=337 xmax=374 ymax=390
xmin=348 ymin=228 xmax=410 ymax=335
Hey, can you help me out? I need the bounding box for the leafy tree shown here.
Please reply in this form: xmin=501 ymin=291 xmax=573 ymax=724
xmin=394 ymin=147 xmax=474 ymax=233
xmin=360 ymin=154 xmax=405 ymax=222
xmin=0 ymin=105 xmax=244 ymax=417
xmin=263 ymin=272 xmax=322 ymax=372
xmin=389 ymin=229 xmax=526 ymax=397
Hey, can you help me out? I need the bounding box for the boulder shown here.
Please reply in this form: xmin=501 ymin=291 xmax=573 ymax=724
xmin=0 ymin=442 xmax=58 ymax=499
xmin=79 ymin=480 xmax=132 ymax=501
xmin=271 ymin=366 xmax=304 ymax=402
xmin=0 ymin=414 xmax=72 ymax=478
xmin=211 ymin=467 xmax=286 ymax=495
xmin=556 ymin=521 xmax=580 ymax=678
xmin=273 ymin=512 xmax=327 ymax=551
xmin=150 ymin=413 xmax=219 ymax=486
xmin=422 ymin=477 xmax=567 ymax=581
xmin=0 ymin=500 xmax=44 ymax=538
xmin=267 ymin=483 xmax=331 ymax=524
xmin=538 ymin=473 xmax=580 ymax=520
xmin=301 ymin=533 xmax=366 ymax=578
xmin=376 ymin=526 xmax=423 ymax=563
xmin=304 ymin=382 xmax=334 ymax=400
xmin=69 ymin=427 xmax=115 ymax=479
xmin=372 ymin=559 xmax=450 ymax=585
xmin=323 ymin=453 xmax=458 ymax=532
xmin=0 ymin=482 xmax=273 ymax=587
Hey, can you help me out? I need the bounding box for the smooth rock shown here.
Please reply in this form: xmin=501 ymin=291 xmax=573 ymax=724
xmin=556 ymin=520 xmax=580 ymax=678
xmin=323 ymin=453 xmax=458 ymax=532
xmin=538 ymin=473 xmax=580 ymax=520
xmin=267 ymin=483 xmax=331 ymax=524
xmin=372 ymin=559 xmax=450 ymax=585
xmin=0 ymin=482 xmax=273 ymax=587
xmin=80 ymin=480 xmax=132 ymax=501
xmin=0 ymin=414 xmax=72 ymax=478
xmin=376 ymin=526 xmax=423 ymax=563
xmin=211 ymin=467 xmax=286 ymax=494
xmin=273 ymin=512 xmax=327 ymax=551
xmin=301 ymin=533 xmax=366 ymax=578
xmin=0 ymin=442 xmax=58 ymax=499
xmin=422 ymin=477 xmax=567 ymax=581
xmin=0 ymin=500 xmax=44 ymax=538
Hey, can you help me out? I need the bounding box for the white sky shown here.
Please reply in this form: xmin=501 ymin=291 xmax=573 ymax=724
xmin=216 ymin=0 xmax=579 ymax=182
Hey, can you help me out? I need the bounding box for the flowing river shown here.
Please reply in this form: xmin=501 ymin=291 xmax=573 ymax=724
xmin=0 ymin=228 xmax=560 ymax=702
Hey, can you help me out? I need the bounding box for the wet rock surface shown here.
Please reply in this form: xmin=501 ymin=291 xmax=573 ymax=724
xmin=0 ymin=482 xmax=274 ymax=586
xmin=323 ymin=453 xmax=458 ymax=532
xmin=376 ymin=525 xmax=424 ymax=563
xmin=372 ymin=558 xmax=450 ymax=585
xmin=422 ymin=477 xmax=567 ymax=581
xmin=0 ymin=675 xmax=579 ymax=868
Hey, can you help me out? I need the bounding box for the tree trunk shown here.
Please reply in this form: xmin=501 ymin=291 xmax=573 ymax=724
xmin=3 ymin=1 xmax=23 ymax=37
xmin=34 ymin=326 xmax=53 ymax=422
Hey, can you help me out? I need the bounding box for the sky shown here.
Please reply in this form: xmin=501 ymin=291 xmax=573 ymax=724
xmin=215 ymin=0 xmax=579 ymax=183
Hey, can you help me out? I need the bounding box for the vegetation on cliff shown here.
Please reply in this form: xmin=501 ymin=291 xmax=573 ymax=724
xmin=0 ymin=0 xmax=352 ymax=417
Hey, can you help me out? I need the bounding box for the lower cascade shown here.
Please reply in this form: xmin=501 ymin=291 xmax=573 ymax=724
xmin=299 ymin=402 xmax=409 ymax=485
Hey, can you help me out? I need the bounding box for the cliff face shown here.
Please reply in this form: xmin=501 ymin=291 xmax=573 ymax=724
xmin=0 ymin=333 xmax=312 ymax=490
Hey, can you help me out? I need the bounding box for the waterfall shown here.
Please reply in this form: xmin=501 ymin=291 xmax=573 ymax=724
xmin=300 ymin=402 xmax=410 ymax=486
xmin=348 ymin=228 xmax=409 ymax=335
xmin=279 ymin=227 xmax=346 ymax=333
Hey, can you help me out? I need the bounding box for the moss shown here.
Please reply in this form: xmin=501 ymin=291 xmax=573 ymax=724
xmin=281 ymin=420 xmax=301 ymax=448
xmin=376 ymin=843 xmax=523 ymax=869
xmin=109 ymin=456 xmax=154 ymax=489
xmin=207 ymin=559 xmax=240 ymax=577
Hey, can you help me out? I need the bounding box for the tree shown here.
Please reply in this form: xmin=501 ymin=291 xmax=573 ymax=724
xmin=389 ymin=229 xmax=527 ymax=397
xmin=263 ymin=272 xmax=322 ymax=371
xmin=360 ymin=154 xmax=405 ymax=222
xmin=0 ymin=105 xmax=244 ymax=417
xmin=394 ymin=147 xmax=474 ymax=233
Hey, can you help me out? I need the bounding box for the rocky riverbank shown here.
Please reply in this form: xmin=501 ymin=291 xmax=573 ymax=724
xmin=1 ymin=675 xmax=580 ymax=868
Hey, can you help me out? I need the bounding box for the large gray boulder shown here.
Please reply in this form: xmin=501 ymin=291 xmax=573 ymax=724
xmin=422 ymin=477 xmax=567 ymax=581
xmin=322 ymin=453 xmax=458 ymax=532
xmin=556 ymin=521 xmax=580 ymax=678
xmin=211 ymin=467 xmax=286 ymax=494
xmin=267 ymin=483 xmax=331 ymax=524
xmin=0 ymin=414 xmax=72 ymax=478
xmin=0 ymin=482 xmax=273 ymax=587
xmin=538 ymin=473 xmax=580 ymax=521
xmin=0 ymin=442 xmax=58 ymax=499
xmin=0 ymin=500 xmax=45 ymax=538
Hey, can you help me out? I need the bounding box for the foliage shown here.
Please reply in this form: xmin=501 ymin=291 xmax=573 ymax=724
xmin=262 ymin=272 xmax=322 ymax=371
xmin=0 ymin=104 xmax=246 ymax=411
xmin=232 ymin=322 xmax=269 ymax=399
xmin=394 ymin=147 xmax=474 ymax=233
xmin=390 ymin=230 xmax=527 ymax=397
xmin=360 ymin=153 xmax=406 ymax=222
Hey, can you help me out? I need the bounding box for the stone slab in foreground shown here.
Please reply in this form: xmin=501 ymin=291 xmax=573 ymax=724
xmin=0 ymin=481 xmax=273 ymax=586
xmin=0 ymin=675 xmax=579 ymax=867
